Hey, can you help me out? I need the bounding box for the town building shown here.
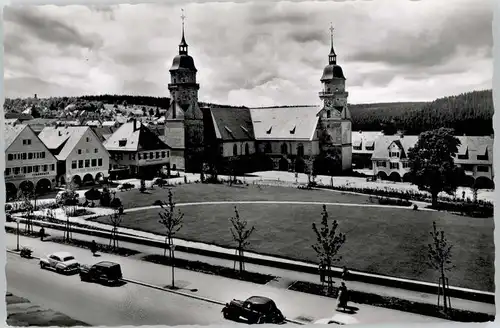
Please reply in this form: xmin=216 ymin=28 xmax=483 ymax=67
xmin=23 ymin=118 xmax=58 ymax=135
xmin=5 ymin=118 xmax=20 ymax=126
xmin=370 ymin=134 xmax=495 ymax=188
xmin=351 ymin=131 xmax=384 ymax=170
xmin=165 ymin=19 xmax=352 ymax=174
xmin=4 ymin=124 xmax=58 ymax=200
xmin=38 ymin=126 xmax=110 ymax=187
xmin=104 ymin=120 xmax=171 ymax=179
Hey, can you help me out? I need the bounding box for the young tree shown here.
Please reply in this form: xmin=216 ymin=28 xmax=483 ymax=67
xmin=407 ymin=128 xmax=463 ymax=207
xmin=428 ymin=221 xmax=454 ymax=312
xmin=108 ymin=210 xmax=123 ymax=250
xmin=58 ymin=182 xmax=78 ymax=242
xmin=158 ymin=189 xmax=184 ymax=289
xmin=229 ymin=207 xmax=256 ymax=272
xmin=312 ymin=205 xmax=346 ymax=295
xmin=19 ymin=190 xmax=34 ymax=234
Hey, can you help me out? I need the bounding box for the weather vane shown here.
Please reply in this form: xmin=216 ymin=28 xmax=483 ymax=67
xmin=329 ymin=23 xmax=334 ymax=38
xmin=181 ymin=8 xmax=186 ymax=28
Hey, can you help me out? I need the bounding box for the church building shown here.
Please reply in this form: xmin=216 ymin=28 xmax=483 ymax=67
xmin=164 ymin=16 xmax=352 ymax=175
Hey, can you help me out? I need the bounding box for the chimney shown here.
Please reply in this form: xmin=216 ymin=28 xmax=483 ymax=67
xmin=133 ymin=118 xmax=138 ymax=131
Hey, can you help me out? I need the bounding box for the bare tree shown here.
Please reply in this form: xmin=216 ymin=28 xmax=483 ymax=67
xmin=229 ymin=206 xmax=255 ymax=273
xmin=158 ymin=189 xmax=184 ymax=289
xmin=312 ymin=205 xmax=346 ymax=295
xmin=58 ymin=182 xmax=78 ymax=243
xmin=108 ymin=210 xmax=123 ymax=250
xmin=428 ymin=221 xmax=454 ymax=312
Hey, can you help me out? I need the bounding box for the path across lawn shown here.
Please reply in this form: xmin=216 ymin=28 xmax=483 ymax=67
xmin=90 ymin=192 xmax=495 ymax=292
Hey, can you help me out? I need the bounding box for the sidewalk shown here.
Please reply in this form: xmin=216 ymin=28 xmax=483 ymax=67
xmin=6 ymin=232 xmax=448 ymax=325
xmin=8 ymin=223 xmax=494 ymax=316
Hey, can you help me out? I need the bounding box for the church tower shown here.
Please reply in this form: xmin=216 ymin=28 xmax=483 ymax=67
xmin=164 ymin=9 xmax=204 ymax=172
xmin=316 ymin=24 xmax=352 ymax=173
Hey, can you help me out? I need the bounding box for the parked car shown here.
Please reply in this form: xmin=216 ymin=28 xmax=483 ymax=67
xmin=314 ymin=314 xmax=359 ymax=325
xmin=39 ymin=252 xmax=80 ymax=274
xmin=79 ymin=261 xmax=123 ymax=285
xmin=222 ymin=296 xmax=285 ymax=324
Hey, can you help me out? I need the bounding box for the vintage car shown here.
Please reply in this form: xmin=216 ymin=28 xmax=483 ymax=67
xmin=79 ymin=261 xmax=123 ymax=285
xmin=314 ymin=314 xmax=359 ymax=325
xmin=222 ymin=296 xmax=285 ymax=324
xmin=39 ymin=251 xmax=80 ymax=274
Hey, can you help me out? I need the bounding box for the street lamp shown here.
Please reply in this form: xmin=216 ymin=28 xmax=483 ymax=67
xmin=15 ymin=218 xmax=20 ymax=251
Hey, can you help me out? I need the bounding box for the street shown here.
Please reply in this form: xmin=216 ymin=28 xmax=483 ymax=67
xmin=6 ymin=252 xmax=241 ymax=326
xmin=6 ymin=233 xmax=449 ymax=325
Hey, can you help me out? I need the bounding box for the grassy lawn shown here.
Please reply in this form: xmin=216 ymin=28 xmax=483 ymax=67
xmin=113 ymin=183 xmax=376 ymax=208
xmin=90 ymin=185 xmax=495 ymax=292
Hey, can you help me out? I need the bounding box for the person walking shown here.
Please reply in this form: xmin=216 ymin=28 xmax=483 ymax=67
xmin=341 ymin=266 xmax=349 ymax=281
xmin=336 ymin=282 xmax=348 ymax=312
xmin=39 ymin=227 xmax=45 ymax=241
xmin=90 ymin=240 xmax=97 ymax=256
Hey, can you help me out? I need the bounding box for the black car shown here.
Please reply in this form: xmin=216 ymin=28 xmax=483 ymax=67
xmin=222 ymin=296 xmax=285 ymax=324
xmin=79 ymin=261 xmax=123 ymax=285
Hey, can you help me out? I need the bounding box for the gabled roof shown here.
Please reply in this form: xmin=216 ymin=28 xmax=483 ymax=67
xmin=5 ymin=113 xmax=34 ymax=121
xmin=455 ymin=136 xmax=493 ymax=165
xmin=38 ymin=126 xmax=90 ymax=160
xmin=91 ymin=126 xmax=116 ymax=143
xmin=103 ymin=121 xmax=170 ymax=152
xmin=4 ymin=124 xmax=27 ymax=150
xmin=250 ymin=107 xmax=320 ymax=141
xmin=371 ymin=135 xmax=419 ymax=160
xmin=24 ymin=118 xmax=58 ymax=126
xmin=209 ymin=107 xmax=255 ymax=141
xmin=351 ymin=131 xmax=383 ymax=153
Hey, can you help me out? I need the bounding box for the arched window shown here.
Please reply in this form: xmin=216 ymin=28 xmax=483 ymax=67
xmin=233 ymin=144 xmax=238 ymax=156
xmin=265 ymin=143 xmax=272 ymax=153
xmin=327 ymin=110 xmax=331 ymax=118
xmin=281 ymin=143 xmax=288 ymax=155
xmin=297 ymin=144 xmax=304 ymax=157
xmin=245 ymin=143 xmax=250 ymax=155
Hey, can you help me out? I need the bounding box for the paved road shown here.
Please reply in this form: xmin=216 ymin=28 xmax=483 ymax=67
xmin=6 ymin=252 xmax=242 ymax=326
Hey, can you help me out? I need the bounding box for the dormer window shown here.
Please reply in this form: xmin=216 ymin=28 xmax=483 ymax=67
xmin=266 ymin=126 xmax=272 ymax=134
xmin=118 ymin=139 xmax=127 ymax=147
xmin=290 ymin=126 xmax=296 ymax=134
xmin=326 ymin=110 xmax=331 ymax=118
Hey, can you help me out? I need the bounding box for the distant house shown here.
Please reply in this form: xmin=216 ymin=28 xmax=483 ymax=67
xmin=38 ymin=126 xmax=110 ymax=187
xmin=84 ymin=120 xmax=102 ymax=127
xmin=4 ymin=118 xmax=20 ymax=126
xmin=370 ymin=134 xmax=494 ymax=188
xmin=4 ymin=124 xmax=58 ymax=200
xmin=24 ymin=118 xmax=58 ymax=135
xmin=351 ymin=131 xmax=384 ymax=170
xmin=103 ymin=119 xmax=171 ymax=179
xmin=5 ymin=113 xmax=34 ymax=122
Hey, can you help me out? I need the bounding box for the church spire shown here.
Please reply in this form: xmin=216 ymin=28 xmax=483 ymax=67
xmin=328 ymin=23 xmax=337 ymax=65
xmin=179 ymin=8 xmax=188 ymax=55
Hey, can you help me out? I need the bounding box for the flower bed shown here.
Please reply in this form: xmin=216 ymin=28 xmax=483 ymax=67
xmin=289 ymin=281 xmax=494 ymax=323
xmin=142 ymin=254 xmax=275 ymax=285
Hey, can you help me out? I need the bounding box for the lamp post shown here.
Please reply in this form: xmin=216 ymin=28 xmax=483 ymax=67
xmin=16 ymin=218 xmax=20 ymax=251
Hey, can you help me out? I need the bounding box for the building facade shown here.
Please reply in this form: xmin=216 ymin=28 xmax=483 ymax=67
xmin=4 ymin=124 xmax=58 ymax=200
xmin=370 ymin=134 xmax=495 ymax=188
xmin=38 ymin=126 xmax=110 ymax=187
xmin=104 ymin=120 xmax=171 ymax=179
xmin=164 ymin=20 xmax=204 ymax=172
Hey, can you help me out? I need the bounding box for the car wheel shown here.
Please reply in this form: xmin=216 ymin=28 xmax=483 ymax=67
xmin=222 ymin=311 xmax=229 ymax=319
xmin=257 ymin=316 xmax=265 ymax=324
xmin=56 ymin=268 xmax=61 ymax=274
xmin=40 ymin=262 xmax=45 ymax=269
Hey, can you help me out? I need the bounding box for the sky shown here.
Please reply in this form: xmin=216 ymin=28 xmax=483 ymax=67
xmin=3 ymin=0 xmax=493 ymax=107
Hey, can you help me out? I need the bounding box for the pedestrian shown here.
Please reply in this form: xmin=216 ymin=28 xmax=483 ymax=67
xmin=39 ymin=227 xmax=45 ymax=241
xmin=90 ymin=240 xmax=97 ymax=256
xmin=462 ymin=191 xmax=466 ymax=200
xmin=336 ymin=282 xmax=348 ymax=311
xmin=341 ymin=266 xmax=349 ymax=281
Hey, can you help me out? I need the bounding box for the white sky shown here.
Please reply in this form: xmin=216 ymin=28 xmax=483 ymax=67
xmin=3 ymin=0 xmax=493 ymax=107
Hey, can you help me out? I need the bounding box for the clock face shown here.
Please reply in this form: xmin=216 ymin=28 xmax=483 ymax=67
xmin=325 ymin=99 xmax=333 ymax=108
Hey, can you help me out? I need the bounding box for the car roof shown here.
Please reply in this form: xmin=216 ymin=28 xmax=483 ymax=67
xmin=96 ymin=261 xmax=120 ymax=267
xmin=246 ymin=296 xmax=273 ymax=304
xmin=51 ymin=252 xmax=73 ymax=258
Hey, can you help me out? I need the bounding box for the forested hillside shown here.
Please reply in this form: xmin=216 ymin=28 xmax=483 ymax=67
xmin=4 ymin=90 xmax=493 ymax=135
xmin=349 ymin=90 xmax=493 ymax=135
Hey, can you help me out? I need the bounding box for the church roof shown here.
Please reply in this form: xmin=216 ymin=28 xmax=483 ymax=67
xmin=170 ymin=54 xmax=197 ymax=72
xmin=249 ymin=107 xmax=320 ymax=141
xmin=209 ymin=107 xmax=255 ymax=141
xmin=321 ymin=64 xmax=346 ymax=81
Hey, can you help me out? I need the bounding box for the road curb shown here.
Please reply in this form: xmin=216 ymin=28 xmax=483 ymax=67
xmin=121 ymin=278 xmax=304 ymax=325
xmin=6 ymin=248 xmax=40 ymax=260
